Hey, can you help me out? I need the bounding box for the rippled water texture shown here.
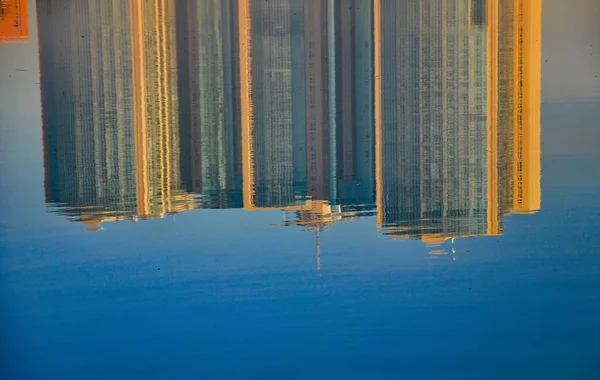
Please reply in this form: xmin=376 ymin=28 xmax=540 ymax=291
xmin=1 ymin=0 xmax=599 ymax=379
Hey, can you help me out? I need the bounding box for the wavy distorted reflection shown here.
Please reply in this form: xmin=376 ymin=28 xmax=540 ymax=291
xmin=39 ymin=0 xmax=541 ymax=250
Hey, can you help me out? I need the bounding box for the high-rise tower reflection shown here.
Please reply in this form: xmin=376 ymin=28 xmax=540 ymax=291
xmin=373 ymin=0 xmax=541 ymax=244
xmin=499 ymin=0 xmax=542 ymax=215
xmin=130 ymin=0 xmax=190 ymax=218
xmin=374 ymin=0 xmax=499 ymax=240
xmin=239 ymin=0 xmax=330 ymax=210
xmin=334 ymin=0 xmax=376 ymax=215
xmin=176 ymin=0 xmax=243 ymax=209
xmin=39 ymin=0 xmax=194 ymax=228
xmin=239 ymin=0 xmax=374 ymax=226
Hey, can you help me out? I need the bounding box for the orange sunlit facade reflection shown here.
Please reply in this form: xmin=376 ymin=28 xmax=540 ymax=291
xmin=130 ymin=0 xmax=191 ymax=219
xmin=511 ymin=0 xmax=542 ymax=214
xmin=0 ymin=0 xmax=28 ymax=41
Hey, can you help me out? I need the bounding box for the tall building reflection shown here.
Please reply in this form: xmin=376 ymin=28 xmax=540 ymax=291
xmin=39 ymin=0 xmax=138 ymax=225
xmin=130 ymin=0 xmax=191 ymax=217
xmin=239 ymin=0 xmax=330 ymax=210
xmin=375 ymin=0 xmax=499 ymax=241
xmin=499 ymin=0 xmax=542 ymax=215
xmin=39 ymin=0 xmax=541 ymax=246
xmin=374 ymin=0 xmax=541 ymax=244
xmin=39 ymin=0 xmax=193 ymax=228
xmin=176 ymin=0 xmax=243 ymax=209
xmin=334 ymin=0 xmax=376 ymax=215
xmin=239 ymin=0 xmax=374 ymax=228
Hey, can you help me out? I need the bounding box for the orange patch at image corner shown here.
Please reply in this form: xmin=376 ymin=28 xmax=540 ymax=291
xmin=0 ymin=0 xmax=29 ymax=41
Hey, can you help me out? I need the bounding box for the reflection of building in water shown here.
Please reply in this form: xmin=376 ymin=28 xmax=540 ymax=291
xmin=131 ymin=0 xmax=189 ymax=217
xmin=0 ymin=0 xmax=28 ymax=41
xmin=176 ymin=0 xmax=243 ymax=209
xmin=334 ymin=0 xmax=376 ymax=212
xmin=282 ymin=200 xmax=343 ymax=271
xmin=37 ymin=0 xmax=541 ymax=242
xmin=39 ymin=0 xmax=139 ymax=221
xmin=374 ymin=0 xmax=541 ymax=244
xmin=239 ymin=0 xmax=375 ymax=250
xmin=499 ymin=0 xmax=542 ymax=215
xmin=39 ymin=0 xmax=194 ymax=228
xmin=239 ymin=0 xmax=332 ymax=209
xmin=281 ymin=198 xmax=370 ymax=270
xmin=374 ymin=0 xmax=505 ymax=243
xmin=239 ymin=0 xmax=375 ymax=216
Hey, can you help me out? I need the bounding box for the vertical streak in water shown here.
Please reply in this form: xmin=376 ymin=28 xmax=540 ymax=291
xmin=222 ymin=1 xmax=236 ymax=193
xmin=354 ymin=1 xmax=374 ymax=203
xmin=154 ymin=0 xmax=165 ymax=214
xmin=161 ymin=0 xmax=173 ymax=212
xmin=487 ymin=0 xmax=499 ymax=235
xmin=373 ymin=0 xmax=383 ymax=226
xmin=327 ymin=0 xmax=337 ymax=204
xmin=238 ymin=0 xmax=254 ymax=209
xmin=131 ymin=0 xmax=150 ymax=216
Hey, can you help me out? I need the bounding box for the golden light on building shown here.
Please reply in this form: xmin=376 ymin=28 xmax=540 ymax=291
xmin=421 ymin=234 xmax=451 ymax=247
xmin=512 ymin=0 xmax=542 ymax=214
xmin=131 ymin=0 xmax=150 ymax=216
xmin=373 ymin=0 xmax=383 ymax=227
xmin=238 ymin=0 xmax=254 ymax=210
xmin=130 ymin=0 xmax=187 ymax=218
xmin=80 ymin=213 xmax=122 ymax=232
xmin=0 ymin=0 xmax=28 ymax=41
xmin=487 ymin=0 xmax=500 ymax=236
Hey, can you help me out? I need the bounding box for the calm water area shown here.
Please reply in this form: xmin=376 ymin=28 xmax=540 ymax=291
xmin=1 ymin=0 xmax=600 ymax=379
